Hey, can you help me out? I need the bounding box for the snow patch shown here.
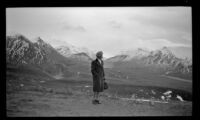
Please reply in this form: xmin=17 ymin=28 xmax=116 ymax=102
xmin=177 ymin=95 xmax=184 ymax=102
xmin=120 ymin=97 xmax=168 ymax=104
xmin=85 ymin=85 xmax=91 ymax=88
xmin=53 ymin=73 xmax=64 ymax=79
xmin=163 ymin=90 xmax=172 ymax=95
xmin=151 ymin=90 xmax=156 ymax=95
xmin=161 ymin=96 xmax=165 ymax=100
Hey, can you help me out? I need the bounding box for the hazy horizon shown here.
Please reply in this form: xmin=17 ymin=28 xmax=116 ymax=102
xmin=6 ymin=7 xmax=192 ymax=58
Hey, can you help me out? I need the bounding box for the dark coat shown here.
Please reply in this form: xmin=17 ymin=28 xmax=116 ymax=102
xmin=91 ymin=59 xmax=105 ymax=92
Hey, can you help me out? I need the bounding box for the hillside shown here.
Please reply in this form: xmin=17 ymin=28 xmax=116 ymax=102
xmin=56 ymin=45 xmax=95 ymax=61
xmin=105 ymin=47 xmax=192 ymax=80
xmin=6 ymin=34 xmax=86 ymax=78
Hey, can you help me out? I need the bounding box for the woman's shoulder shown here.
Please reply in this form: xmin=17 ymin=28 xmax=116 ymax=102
xmin=91 ymin=59 xmax=98 ymax=64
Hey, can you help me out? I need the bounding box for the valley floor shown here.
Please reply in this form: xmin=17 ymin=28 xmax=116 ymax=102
xmin=161 ymin=75 xmax=192 ymax=83
xmin=7 ymin=78 xmax=192 ymax=116
xmin=7 ymin=90 xmax=192 ymax=116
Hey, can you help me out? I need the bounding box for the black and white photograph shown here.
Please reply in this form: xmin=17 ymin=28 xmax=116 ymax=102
xmin=6 ymin=7 xmax=192 ymax=116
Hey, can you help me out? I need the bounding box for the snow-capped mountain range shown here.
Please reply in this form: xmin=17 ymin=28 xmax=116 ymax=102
xmin=6 ymin=34 xmax=96 ymax=65
xmin=6 ymin=34 xmax=192 ymax=75
xmin=118 ymin=48 xmax=151 ymax=61
xmin=106 ymin=47 xmax=192 ymax=74
xmin=6 ymin=34 xmax=95 ymax=76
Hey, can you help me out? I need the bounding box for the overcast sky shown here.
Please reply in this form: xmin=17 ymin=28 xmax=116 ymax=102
xmin=6 ymin=7 xmax=192 ymax=58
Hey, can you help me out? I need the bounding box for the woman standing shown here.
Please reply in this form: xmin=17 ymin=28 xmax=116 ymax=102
xmin=91 ymin=51 xmax=105 ymax=104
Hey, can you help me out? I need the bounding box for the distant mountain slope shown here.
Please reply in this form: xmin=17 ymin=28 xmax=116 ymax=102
xmin=6 ymin=34 xmax=74 ymax=77
xmin=105 ymin=47 xmax=192 ymax=78
xmin=70 ymin=52 xmax=93 ymax=61
xmin=6 ymin=34 xmax=46 ymax=65
xmin=168 ymin=46 xmax=192 ymax=59
xmin=56 ymin=45 xmax=95 ymax=61
xmin=145 ymin=47 xmax=192 ymax=73
xmin=6 ymin=62 xmax=53 ymax=80
xmin=107 ymin=48 xmax=151 ymax=62
xmin=106 ymin=55 xmax=129 ymax=62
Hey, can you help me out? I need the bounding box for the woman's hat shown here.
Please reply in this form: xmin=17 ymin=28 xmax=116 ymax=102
xmin=96 ymin=51 xmax=103 ymax=57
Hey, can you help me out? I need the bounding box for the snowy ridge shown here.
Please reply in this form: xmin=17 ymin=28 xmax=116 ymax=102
xmin=6 ymin=34 xmax=95 ymax=65
xmin=145 ymin=47 xmax=192 ymax=73
xmin=106 ymin=47 xmax=192 ymax=74
xmin=71 ymin=52 xmax=93 ymax=61
xmin=106 ymin=55 xmax=129 ymax=62
xmin=56 ymin=45 xmax=95 ymax=60
xmin=107 ymin=48 xmax=151 ymax=62
xmin=6 ymin=33 xmax=77 ymax=78
xmin=121 ymin=48 xmax=151 ymax=60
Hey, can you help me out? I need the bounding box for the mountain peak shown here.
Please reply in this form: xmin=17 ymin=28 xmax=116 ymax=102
xmin=35 ymin=37 xmax=42 ymax=41
xmin=35 ymin=37 xmax=44 ymax=43
xmin=137 ymin=47 xmax=150 ymax=52
xmin=7 ymin=32 xmax=24 ymax=38
xmin=56 ymin=44 xmax=95 ymax=59
xmin=6 ymin=34 xmax=32 ymax=45
xmin=137 ymin=48 xmax=145 ymax=51
xmin=162 ymin=46 xmax=168 ymax=49
xmin=34 ymin=37 xmax=51 ymax=48
xmin=161 ymin=46 xmax=170 ymax=51
xmin=159 ymin=47 xmax=173 ymax=55
xmin=151 ymin=46 xmax=173 ymax=56
xmin=7 ymin=33 xmax=25 ymax=39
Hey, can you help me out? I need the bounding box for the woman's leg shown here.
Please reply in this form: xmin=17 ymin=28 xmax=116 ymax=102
xmin=96 ymin=92 xmax=99 ymax=100
xmin=97 ymin=92 xmax=100 ymax=102
xmin=93 ymin=92 xmax=96 ymax=100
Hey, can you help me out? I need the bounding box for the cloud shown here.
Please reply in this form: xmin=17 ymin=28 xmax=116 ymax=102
xmin=108 ymin=20 xmax=122 ymax=29
xmin=104 ymin=38 xmax=190 ymax=55
xmin=132 ymin=38 xmax=191 ymax=50
xmin=62 ymin=24 xmax=86 ymax=32
xmin=181 ymin=32 xmax=192 ymax=41
xmin=129 ymin=7 xmax=191 ymax=33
